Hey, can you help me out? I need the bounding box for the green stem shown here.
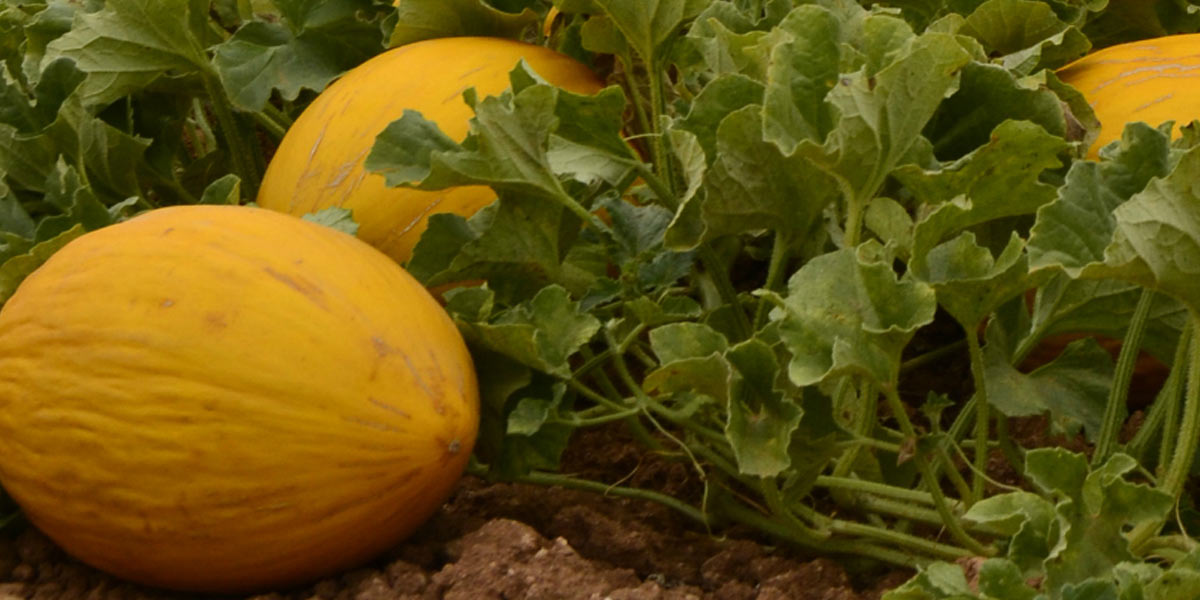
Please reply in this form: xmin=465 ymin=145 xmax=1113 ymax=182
xmin=715 ymin=496 xmax=928 ymax=568
xmin=881 ymin=383 xmax=992 ymax=556
xmin=250 ymin=108 xmax=288 ymax=141
xmin=839 ymin=436 xmax=903 ymax=455
xmin=947 ymin=396 xmax=975 ymax=444
xmin=510 ymin=469 xmax=714 ymax=527
xmin=261 ymin=101 xmax=293 ymax=133
xmin=1126 ymin=324 xmax=1191 ymax=462
xmin=829 ymin=379 xmax=877 ymax=506
xmin=633 ymin=163 xmax=678 ymax=211
xmin=822 ymin=517 xmax=974 ymax=561
xmin=202 ymin=73 xmax=261 ymax=198
xmin=621 ymin=52 xmax=654 ymax=148
xmin=815 ymin=475 xmax=938 ymax=506
xmin=901 ymin=339 xmax=967 ymax=373
xmin=857 ymin=496 xmax=1007 ymax=537
xmin=567 ymin=378 xmax=629 ymax=413
xmin=1154 ymin=315 xmax=1200 ymax=498
xmin=631 ymin=163 xmax=752 ymax=341
xmin=843 ymin=194 xmax=867 ymax=248
xmin=1094 ymin=289 xmax=1155 ymax=466
xmin=569 ymin=408 xmax=643 ymax=427
xmin=697 ymin=244 xmax=753 ymax=340
xmin=1131 ymin=313 xmax=1200 ymax=552
xmin=644 ymin=58 xmax=676 ymax=192
xmin=576 ymin=346 xmax=662 ymax=452
xmin=994 ymin=416 xmax=1024 ymax=476
xmin=788 ymin=499 xmax=971 ymax=561
xmin=573 ymin=347 xmax=615 ymax=380
xmin=965 ymin=325 xmax=989 ymax=504
xmin=753 ymin=230 xmax=791 ymax=330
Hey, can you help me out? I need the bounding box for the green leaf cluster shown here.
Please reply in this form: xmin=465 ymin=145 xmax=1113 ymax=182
xmin=8 ymin=0 xmax=1200 ymax=594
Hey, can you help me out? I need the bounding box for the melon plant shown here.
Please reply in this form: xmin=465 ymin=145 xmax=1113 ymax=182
xmin=12 ymin=0 xmax=1200 ymax=598
xmin=1058 ymin=33 xmax=1200 ymax=156
xmin=256 ymin=36 xmax=604 ymax=264
xmin=0 ymin=205 xmax=479 ymax=593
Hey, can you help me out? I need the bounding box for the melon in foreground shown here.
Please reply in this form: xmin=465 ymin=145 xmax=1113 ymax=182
xmin=0 ymin=205 xmax=479 ymax=593
xmin=256 ymin=36 xmax=604 ymax=264
xmin=1058 ymin=33 xmax=1200 ymax=156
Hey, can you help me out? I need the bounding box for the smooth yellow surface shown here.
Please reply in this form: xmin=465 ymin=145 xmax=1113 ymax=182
xmin=1058 ymin=33 xmax=1200 ymax=157
xmin=0 ymin=205 xmax=479 ymax=593
xmin=257 ymin=37 xmax=604 ymax=263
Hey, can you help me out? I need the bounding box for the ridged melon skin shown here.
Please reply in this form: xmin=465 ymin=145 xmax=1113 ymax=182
xmin=256 ymin=36 xmax=604 ymax=263
xmin=0 ymin=205 xmax=479 ymax=593
xmin=1058 ymin=33 xmax=1200 ymax=157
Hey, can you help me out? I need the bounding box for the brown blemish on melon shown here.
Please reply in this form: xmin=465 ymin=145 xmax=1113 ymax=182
xmin=203 ymin=312 xmax=229 ymax=330
xmin=368 ymin=397 xmax=411 ymax=419
xmin=262 ymin=267 xmax=327 ymax=309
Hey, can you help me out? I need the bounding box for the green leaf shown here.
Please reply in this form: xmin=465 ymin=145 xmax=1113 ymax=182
xmin=959 ymin=0 xmax=1090 ymax=73
xmin=497 ymin=380 xmax=575 ymax=476
xmin=761 ymin=4 xmax=841 ymax=154
xmin=213 ymin=0 xmax=388 ymax=112
xmin=42 ymin=0 xmax=214 ymax=107
xmin=725 ymin=337 xmax=803 ymax=477
xmin=592 ymin=0 xmax=698 ymax=63
xmin=1029 ymin=122 xmax=1172 ymax=276
xmin=796 ymin=30 xmax=972 ymax=209
xmin=388 ymin=0 xmax=539 ymax=47
xmin=467 ymin=347 xmax=533 ymax=470
xmin=17 ymin=2 xmax=80 ymax=86
xmin=1027 ymin=274 xmax=1185 ymax=365
xmin=455 ymin=284 xmax=601 ymax=379
xmin=508 ymin=383 xmax=570 ymax=436
xmin=0 ymin=222 xmax=85 ymax=302
xmin=883 ymin=562 xmax=974 ymax=599
xmin=623 ymin=294 xmax=702 ymax=327
xmin=978 ymin=559 xmax=1040 ymax=600
xmin=1145 ymin=565 xmax=1200 ymax=600
xmin=0 ymin=59 xmax=151 ymax=201
xmin=1024 ymin=450 xmax=1175 ymax=591
xmin=869 ymin=14 xmax=922 ymax=71
xmin=925 ymin=63 xmax=1073 ymax=160
xmin=984 ymin=336 xmax=1112 ymax=441
xmin=643 ymin=353 xmax=732 ymax=404
xmin=965 ymin=491 xmax=1057 ymax=572
xmin=1073 ymin=147 xmax=1200 ymax=314
xmin=916 ymin=231 xmax=1034 ymax=329
xmin=406 ymin=194 xmax=589 ymax=303
xmin=676 ymin=73 xmax=763 ymax=166
xmin=865 ymin=196 xmax=914 ymax=255
xmin=680 ymin=10 xmax=772 ymax=79
xmin=900 ymin=119 xmax=1065 ymax=273
xmin=770 ymin=246 xmax=937 ymax=387
xmin=648 ymin=321 xmax=728 ymax=364
xmin=368 ymin=69 xmax=626 ymax=214
xmin=667 ymin=105 xmax=838 ymax=249
xmin=198 ymin=173 xmax=241 ymax=205
xmin=301 ymin=206 xmax=359 ymax=236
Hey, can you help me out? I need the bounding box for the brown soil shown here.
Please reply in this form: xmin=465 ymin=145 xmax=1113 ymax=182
xmin=0 ymin=473 xmax=911 ymax=600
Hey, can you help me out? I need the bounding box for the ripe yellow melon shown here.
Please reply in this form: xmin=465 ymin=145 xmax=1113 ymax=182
xmin=1058 ymin=33 xmax=1200 ymax=157
xmin=0 ymin=205 xmax=479 ymax=593
xmin=257 ymin=36 xmax=605 ymax=264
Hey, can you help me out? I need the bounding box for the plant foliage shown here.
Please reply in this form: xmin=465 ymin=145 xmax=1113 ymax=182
xmin=4 ymin=0 xmax=1200 ymax=595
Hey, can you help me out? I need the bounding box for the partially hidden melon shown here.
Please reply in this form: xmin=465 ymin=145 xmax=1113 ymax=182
xmin=0 ymin=205 xmax=479 ymax=593
xmin=257 ymin=36 xmax=605 ymax=264
xmin=1058 ymin=33 xmax=1200 ymax=157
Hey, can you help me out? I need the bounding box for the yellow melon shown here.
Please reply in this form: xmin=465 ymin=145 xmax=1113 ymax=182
xmin=257 ymin=36 xmax=605 ymax=263
xmin=1058 ymin=33 xmax=1200 ymax=157
xmin=0 ymin=205 xmax=478 ymax=593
